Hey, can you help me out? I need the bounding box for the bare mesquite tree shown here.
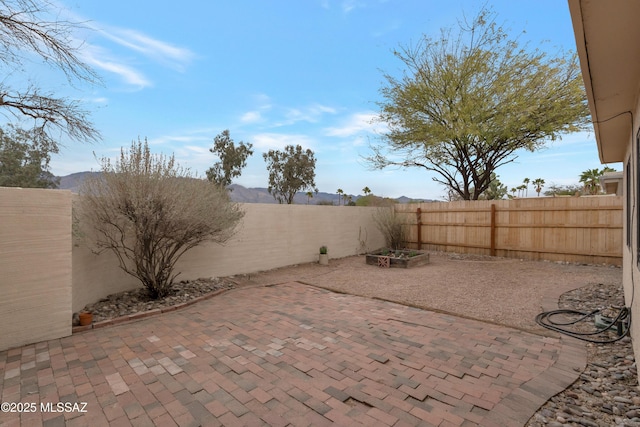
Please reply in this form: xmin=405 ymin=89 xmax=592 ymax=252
xmin=0 ymin=0 xmax=100 ymax=145
xmin=78 ymin=139 xmax=244 ymax=299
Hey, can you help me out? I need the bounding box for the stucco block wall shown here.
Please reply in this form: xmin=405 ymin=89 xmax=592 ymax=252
xmin=72 ymin=235 xmax=137 ymax=316
xmin=623 ymin=99 xmax=640 ymax=372
xmin=72 ymin=203 xmax=386 ymax=312
xmin=176 ymin=204 xmax=384 ymax=278
xmin=0 ymin=187 xmax=72 ymax=351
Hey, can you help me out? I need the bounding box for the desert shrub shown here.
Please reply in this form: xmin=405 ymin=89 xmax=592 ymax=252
xmin=355 ymin=194 xmax=396 ymax=207
xmin=372 ymin=207 xmax=407 ymax=250
xmin=77 ymin=139 xmax=244 ymax=299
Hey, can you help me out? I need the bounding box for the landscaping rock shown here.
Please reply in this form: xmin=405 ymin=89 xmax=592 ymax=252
xmin=73 ymin=278 xmax=234 ymax=324
xmin=527 ymin=282 xmax=638 ymax=427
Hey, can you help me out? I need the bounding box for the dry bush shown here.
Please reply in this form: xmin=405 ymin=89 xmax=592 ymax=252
xmin=372 ymin=207 xmax=407 ymax=250
xmin=77 ymin=139 xmax=244 ymax=299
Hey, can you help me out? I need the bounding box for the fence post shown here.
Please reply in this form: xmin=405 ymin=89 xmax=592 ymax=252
xmin=490 ymin=204 xmax=496 ymax=256
xmin=416 ymin=207 xmax=422 ymax=250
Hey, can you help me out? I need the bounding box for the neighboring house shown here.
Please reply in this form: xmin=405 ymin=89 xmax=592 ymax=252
xmin=568 ymin=0 xmax=640 ymax=375
xmin=600 ymin=171 xmax=623 ymax=196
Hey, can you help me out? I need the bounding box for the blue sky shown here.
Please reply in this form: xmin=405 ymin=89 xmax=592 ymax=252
xmin=40 ymin=0 xmax=611 ymax=200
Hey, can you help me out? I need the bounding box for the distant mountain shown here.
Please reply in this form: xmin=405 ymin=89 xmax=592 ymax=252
xmin=55 ymin=172 xmax=433 ymax=204
xmin=396 ymin=196 xmax=415 ymax=204
xmin=227 ymin=185 xmax=337 ymax=204
xmin=58 ymin=171 xmax=100 ymax=192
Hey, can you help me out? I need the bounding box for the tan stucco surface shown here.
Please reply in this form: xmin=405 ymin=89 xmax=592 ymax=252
xmin=71 ymin=203 xmax=387 ymax=312
xmin=0 ymin=187 xmax=72 ymax=351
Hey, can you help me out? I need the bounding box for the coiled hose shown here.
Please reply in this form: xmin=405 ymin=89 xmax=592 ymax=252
xmin=535 ymin=307 xmax=630 ymax=343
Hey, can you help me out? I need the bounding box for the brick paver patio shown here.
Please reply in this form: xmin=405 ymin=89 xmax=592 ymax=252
xmin=0 ymin=282 xmax=585 ymax=426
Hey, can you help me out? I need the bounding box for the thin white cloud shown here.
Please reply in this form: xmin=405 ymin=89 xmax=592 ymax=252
xmin=319 ymin=0 xmax=364 ymax=14
xmin=238 ymin=93 xmax=273 ymax=124
xmin=77 ymin=95 xmax=109 ymax=104
xmin=252 ymin=93 xmax=273 ymax=107
xmin=312 ymin=104 xmax=337 ymax=114
xmin=241 ymin=111 xmax=263 ymax=123
xmin=148 ymin=126 xmax=241 ymax=150
xmin=341 ymin=0 xmax=361 ymax=14
xmin=85 ymin=53 xmax=152 ymax=88
xmin=60 ymin=5 xmax=195 ymax=88
xmin=183 ymin=145 xmax=210 ymax=154
xmin=324 ymin=112 xmax=387 ymax=137
xmin=252 ymin=133 xmax=316 ymax=152
xmin=97 ymin=27 xmax=196 ymax=72
xmin=277 ymin=104 xmax=337 ymax=126
xmin=149 ymin=134 xmax=209 ymax=146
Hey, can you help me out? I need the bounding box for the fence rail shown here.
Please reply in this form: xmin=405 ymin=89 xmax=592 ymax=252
xmin=395 ymin=196 xmax=623 ymax=265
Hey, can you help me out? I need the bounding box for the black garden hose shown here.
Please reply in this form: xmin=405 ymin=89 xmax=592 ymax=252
xmin=535 ymin=306 xmax=630 ymax=344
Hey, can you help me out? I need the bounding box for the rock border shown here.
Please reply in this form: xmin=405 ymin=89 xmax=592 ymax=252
xmin=71 ymin=287 xmax=231 ymax=334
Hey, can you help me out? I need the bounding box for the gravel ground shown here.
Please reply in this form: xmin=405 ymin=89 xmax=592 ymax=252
xmin=230 ymin=252 xmax=622 ymax=334
xmin=526 ymin=282 xmax=638 ymax=427
xmin=77 ymin=251 xmax=630 ymax=426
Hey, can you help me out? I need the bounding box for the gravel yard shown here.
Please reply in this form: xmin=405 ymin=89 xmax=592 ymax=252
xmin=230 ymin=252 xmax=622 ymax=334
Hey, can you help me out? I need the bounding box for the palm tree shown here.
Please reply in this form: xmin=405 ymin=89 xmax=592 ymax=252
xmin=305 ymin=191 xmax=314 ymax=204
xmin=362 ymin=186 xmax=372 ymax=196
xmin=523 ymin=178 xmax=530 ymax=197
xmin=579 ymin=168 xmax=602 ymax=195
xmin=336 ymin=188 xmax=344 ymax=205
xmin=532 ymin=178 xmax=545 ymax=196
xmin=517 ymin=184 xmax=526 ymax=198
xmin=579 ymin=167 xmax=616 ymax=195
xmin=510 ymin=187 xmax=517 ymax=198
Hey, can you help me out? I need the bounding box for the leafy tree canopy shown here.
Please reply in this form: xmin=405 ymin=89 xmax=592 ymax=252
xmin=206 ymin=130 xmax=253 ymax=188
xmin=448 ymin=173 xmax=507 ymax=200
xmin=263 ymin=144 xmax=317 ymax=204
xmin=0 ymin=124 xmax=58 ymax=188
xmin=544 ymin=184 xmax=583 ymax=197
xmin=480 ymin=173 xmax=508 ymax=200
xmin=367 ymin=7 xmax=590 ymax=200
xmin=355 ymin=194 xmax=396 ymax=207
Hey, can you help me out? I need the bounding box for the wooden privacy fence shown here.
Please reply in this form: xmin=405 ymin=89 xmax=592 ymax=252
xmin=395 ymin=196 xmax=623 ymax=266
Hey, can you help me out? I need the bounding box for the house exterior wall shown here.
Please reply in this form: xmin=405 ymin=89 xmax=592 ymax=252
xmin=568 ymin=0 xmax=640 ymax=382
xmin=623 ymin=94 xmax=640 ymax=365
